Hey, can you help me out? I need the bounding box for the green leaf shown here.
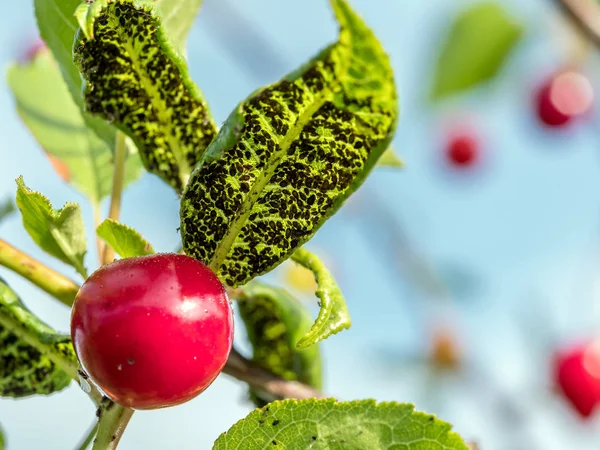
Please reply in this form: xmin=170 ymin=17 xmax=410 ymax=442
xmin=33 ymin=0 xmax=203 ymax=146
xmin=0 ymin=278 xmax=76 ymax=398
xmin=181 ymin=0 xmax=398 ymax=287
xmin=73 ymin=0 xmax=218 ymax=192
xmin=34 ymin=0 xmax=115 ymax=146
xmin=97 ymin=219 xmax=155 ymax=258
xmin=290 ymin=248 xmax=350 ymax=348
xmin=15 ymin=177 xmax=87 ymax=278
xmin=237 ymin=282 xmax=322 ymax=406
xmin=431 ymin=2 xmax=524 ymax=101
xmin=378 ymin=147 xmax=403 ymax=168
xmin=0 ymin=423 xmax=5 ymax=450
xmin=213 ymin=399 xmax=469 ymax=450
xmin=7 ymin=50 xmax=142 ymax=205
xmin=0 ymin=199 xmax=15 ymax=225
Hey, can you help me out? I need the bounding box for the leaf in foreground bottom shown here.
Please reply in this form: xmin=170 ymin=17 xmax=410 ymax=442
xmin=213 ymin=398 xmax=469 ymax=450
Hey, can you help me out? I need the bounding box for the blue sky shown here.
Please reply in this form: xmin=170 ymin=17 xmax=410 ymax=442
xmin=2 ymin=0 xmax=600 ymax=448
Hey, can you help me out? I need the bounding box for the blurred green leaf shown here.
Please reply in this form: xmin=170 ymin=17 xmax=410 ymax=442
xmin=73 ymin=0 xmax=217 ymax=192
xmin=34 ymin=0 xmax=204 ymax=147
xmin=15 ymin=177 xmax=87 ymax=278
xmin=0 ymin=423 xmax=4 ymax=450
xmin=97 ymin=219 xmax=155 ymax=259
xmin=181 ymin=0 xmax=398 ymax=287
xmin=378 ymin=147 xmax=404 ymax=168
xmin=431 ymin=2 xmax=524 ymax=101
xmin=7 ymin=51 xmax=142 ymax=205
xmin=213 ymin=399 xmax=469 ymax=449
xmin=290 ymin=248 xmax=350 ymax=348
xmin=238 ymin=282 xmax=322 ymax=406
xmin=0 ymin=199 xmax=15 ymax=225
xmin=0 ymin=277 xmax=75 ymax=398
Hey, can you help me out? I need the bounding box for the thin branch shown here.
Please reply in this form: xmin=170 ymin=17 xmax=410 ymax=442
xmin=222 ymin=349 xmax=325 ymax=401
xmin=0 ymin=238 xmax=79 ymax=307
xmin=92 ymin=399 xmax=134 ymax=450
xmin=76 ymin=421 xmax=99 ymax=450
xmin=102 ymin=132 xmax=128 ymax=265
xmin=555 ymin=0 xmax=600 ymax=48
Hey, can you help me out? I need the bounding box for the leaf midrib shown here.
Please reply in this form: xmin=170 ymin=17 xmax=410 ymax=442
xmin=208 ymin=90 xmax=333 ymax=273
xmin=109 ymin=12 xmax=191 ymax=187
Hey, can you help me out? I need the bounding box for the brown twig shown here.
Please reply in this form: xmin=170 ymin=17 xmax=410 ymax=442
xmin=222 ymin=349 xmax=325 ymax=401
xmin=555 ymin=0 xmax=600 ymax=48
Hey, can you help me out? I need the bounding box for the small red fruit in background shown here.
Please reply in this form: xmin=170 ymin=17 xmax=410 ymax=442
xmin=71 ymin=254 xmax=234 ymax=410
xmin=445 ymin=131 xmax=479 ymax=169
xmin=554 ymin=341 xmax=600 ymax=418
xmin=535 ymin=70 xmax=594 ymax=128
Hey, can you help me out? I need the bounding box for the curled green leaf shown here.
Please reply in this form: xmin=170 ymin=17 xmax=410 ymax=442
xmin=290 ymin=248 xmax=350 ymax=348
xmin=237 ymin=281 xmax=322 ymax=406
xmin=15 ymin=177 xmax=87 ymax=278
xmin=213 ymin=399 xmax=469 ymax=450
xmin=378 ymin=147 xmax=404 ymax=168
xmin=97 ymin=219 xmax=155 ymax=259
xmin=73 ymin=0 xmax=218 ymax=191
xmin=181 ymin=0 xmax=398 ymax=287
xmin=0 ymin=278 xmax=76 ymax=398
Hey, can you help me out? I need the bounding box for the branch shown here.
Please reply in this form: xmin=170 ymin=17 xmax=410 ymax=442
xmin=222 ymin=349 xmax=325 ymax=401
xmin=92 ymin=399 xmax=134 ymax=450
xmin=0 ymin=239 xmax=79 ymax=307
xmin=555 ymin=0 xmax=600 ymax=48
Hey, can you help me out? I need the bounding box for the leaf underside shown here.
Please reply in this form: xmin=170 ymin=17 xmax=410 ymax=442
xmin=181 ymin=0 xmax=398 ymax=287
xmin=238 ymin=282 xmax=322 ymax=406
xmin=97 ymin=219 xmax=155 ymax=259
xmin=0 ymin=279 xmax=73 ymax=398
xmin=213 ymin=399 xmax=469 ymax=450
xmin=15 ymin=177 xmax=88 ymax=278
xmin=73 ymin=0 xmax=217 ymax=191
xmin=8 ymin=51 xmax=142 ymax=204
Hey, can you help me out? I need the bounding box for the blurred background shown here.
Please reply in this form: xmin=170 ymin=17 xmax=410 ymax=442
xmin=2 ymin=0 xmax=600 ymax=448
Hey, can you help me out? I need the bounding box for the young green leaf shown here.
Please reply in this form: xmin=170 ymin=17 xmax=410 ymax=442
xmin=34 ymin=0 xmax=203 ymax=146
xmin=213 ymin=399 xmax=469 ymax=449
xmin=7 ymin=51 xmax=142 ymax=205
xmin=431 ymin=2 xmax=524 ymax=101
xmin=97 ymin=219 xmax=155 ymax=259
xmin=237 ymin=282 xmax=322 ymax=406
xmin=378 ymin=147 xmax=404 ymax=168
xmin=0 ymin=278 xmax=76 ymax=398
xmin=15 ymin=177 xmax=87 ymax=278
xmin=290 ymin=248 xmax=350 ymax=348
xmin=181 ymin=0 xmax=398 ymax=287
xmin=0 ymin=199 xmax=15 ymax=225
xmin=73 ymin=0 xmax=218 ymax=192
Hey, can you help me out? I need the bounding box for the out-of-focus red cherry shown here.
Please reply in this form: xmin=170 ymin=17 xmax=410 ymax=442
xmin=535 ymin=71 xmax=594 ymax=128
xmin=446 ymin=132 xmax=479 ymax=168
xmin=71 ymin=254 xmax=234 ymax=410
xmin=554 ymin=341 xmax=600 ymax=418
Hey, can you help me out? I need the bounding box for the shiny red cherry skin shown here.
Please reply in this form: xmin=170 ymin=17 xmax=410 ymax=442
xmin=535 ymin=71 xmax=593 ymax=128
xmin=71 ymin=254 xmax=233 ymax=410
xmin=554 ymin=341 xmax=600 ymax=418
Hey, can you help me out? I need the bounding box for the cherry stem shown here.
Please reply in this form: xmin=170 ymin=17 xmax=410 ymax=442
xmin=555 ymin=0 xmax=600 ymax=49
xmin=76 ymin=421 xmax=99 ymax=450
xmin=92 ymin=399 xmax=134 ymax=450
xmin=102 ymin=132 xmax=128 ymax=266
xmin=0 ymin=238 xmax=79 ymax=307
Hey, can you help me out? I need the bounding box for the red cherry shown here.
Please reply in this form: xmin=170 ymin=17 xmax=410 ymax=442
xmin=446 ymin=133 xmax=479 ymax=168
xmin=554 ymin=341 xmax=600 ymax=418
xmin=535 ymin=71 xmax=593 ymax=128
xmin=71 ymin=254 xmax=234 ymax=410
